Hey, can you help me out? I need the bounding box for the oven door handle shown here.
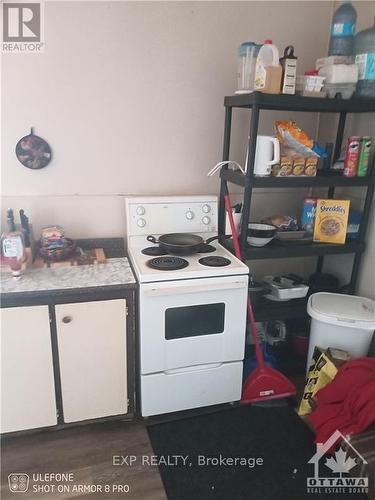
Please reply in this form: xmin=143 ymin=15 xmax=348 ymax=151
xmin=144 ymin=281 xmax=246 ymax=296
xmin=164 ymin=363 xmax=223 ymax=375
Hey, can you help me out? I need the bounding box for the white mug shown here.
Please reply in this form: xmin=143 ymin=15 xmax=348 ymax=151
xmin=252 ymin=135 xmax=280 ymax=176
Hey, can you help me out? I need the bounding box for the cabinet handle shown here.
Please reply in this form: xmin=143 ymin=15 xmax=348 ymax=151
xmin=62 ymin=316 xmax=72 ymax=324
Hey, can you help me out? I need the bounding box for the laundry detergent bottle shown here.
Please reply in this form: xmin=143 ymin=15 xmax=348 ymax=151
xmin=254 ymin=40 xmax=282 ymax=94
xmin=354 ymin=18 xmax=375 ymax=98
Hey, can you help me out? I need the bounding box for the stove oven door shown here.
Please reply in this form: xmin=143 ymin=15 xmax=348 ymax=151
xmin=139 ymin=274 xmax=248 ymax=375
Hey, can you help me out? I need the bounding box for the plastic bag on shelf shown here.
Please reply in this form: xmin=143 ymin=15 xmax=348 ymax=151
xmin=275 ymin=120 xmax=327 ymax=158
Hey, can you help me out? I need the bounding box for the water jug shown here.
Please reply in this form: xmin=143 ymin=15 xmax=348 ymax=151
xmin=354 ymin=18 xmax=375 ymax=98
xmin=254 ymin=40 xmax=282 ymax=94
xmin=328 ymin=1 xmax=357 ymax=56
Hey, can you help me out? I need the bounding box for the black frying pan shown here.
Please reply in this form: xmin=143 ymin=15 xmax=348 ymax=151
xmin=146 ymin=233 xmax=230 ymax=255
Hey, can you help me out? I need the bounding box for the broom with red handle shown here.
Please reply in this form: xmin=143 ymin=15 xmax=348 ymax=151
xmin=224 ymin=192 xmax=296 ymax=402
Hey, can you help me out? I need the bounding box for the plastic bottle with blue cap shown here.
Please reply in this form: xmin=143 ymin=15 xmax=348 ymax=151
xmin=328 ymin=1 xmax=357 ymax=56
xmin=354 ymin=17 xmax=375 ymax=98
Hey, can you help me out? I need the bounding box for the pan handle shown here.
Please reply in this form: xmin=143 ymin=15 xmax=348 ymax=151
xmin=146 ymin=235 xmax=159 ymax=244
xmin=206 ymin=235 xmax=232 ymax=245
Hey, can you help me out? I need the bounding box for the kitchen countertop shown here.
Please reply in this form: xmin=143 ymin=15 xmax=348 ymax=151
xmin=1 ymin=257 xmax=136 ymax=296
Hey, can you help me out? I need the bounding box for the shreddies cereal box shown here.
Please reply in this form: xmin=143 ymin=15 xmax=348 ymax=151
xmin=313 ymin=199 xmax=350 ymax=244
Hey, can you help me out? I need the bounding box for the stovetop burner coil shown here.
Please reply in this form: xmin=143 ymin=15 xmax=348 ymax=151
xmin=198 ymin=256 xmax=231 ymax=267
xmin=197 ymin=243 xmax=216 ymax=253
xmin=147 ymin=256 xmax=189 ymax=270
xmin=141 ymin=247 xmax=168 ymax=256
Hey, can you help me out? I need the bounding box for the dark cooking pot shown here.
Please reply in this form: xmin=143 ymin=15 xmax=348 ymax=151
xmin=147 ymin=233 xmax=230 ymax=255
xmin=308 ymin=272 xmax=339 ymax=295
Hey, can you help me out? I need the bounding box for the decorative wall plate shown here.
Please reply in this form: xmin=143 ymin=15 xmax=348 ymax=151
xmin=16 ymin=128 xmax=52 ymax=169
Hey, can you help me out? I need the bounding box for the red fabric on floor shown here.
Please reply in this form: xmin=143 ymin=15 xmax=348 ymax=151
xmin=309 ymin=357 xmax=375 ymax=444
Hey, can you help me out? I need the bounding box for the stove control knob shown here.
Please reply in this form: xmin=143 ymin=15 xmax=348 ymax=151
xmin=137 ymin=218 xmax=146 ymax=228
xmin=186 ymin=210 xmax=194 ymax=220
xmin=136 ymin=206 xmax=145 ymax=215
xmin=202 ymin=216 xmax=211 ymax=225
xmin=202 ymin=204 xmax=211 ymax=213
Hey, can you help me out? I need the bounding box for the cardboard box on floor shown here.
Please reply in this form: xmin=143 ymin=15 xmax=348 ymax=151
xmin=298 ymin=346 xmax=350 ymax=416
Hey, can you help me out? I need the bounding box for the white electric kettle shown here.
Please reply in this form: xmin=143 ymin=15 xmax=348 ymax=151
xmin=248 ymin=135 xmax=280 ymax=176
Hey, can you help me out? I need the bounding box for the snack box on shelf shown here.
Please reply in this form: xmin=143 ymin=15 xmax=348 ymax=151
xmin=272 ymin=156 xmax=318 ymax=177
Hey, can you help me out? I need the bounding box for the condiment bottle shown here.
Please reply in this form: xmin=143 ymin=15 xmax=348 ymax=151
xmin=280 ymin=46 xmax=298 ymax=94
xmin=254 ymin=40 xmax=282 ymax=94
xmin=1 ymin=209 xmax=25 ymax=279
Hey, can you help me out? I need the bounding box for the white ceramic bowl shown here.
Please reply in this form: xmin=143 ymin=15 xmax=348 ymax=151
xmin=247 ymin=235 xmax=275 ymax=247
xmin=247 ymin=223 xmax=277 ymax=247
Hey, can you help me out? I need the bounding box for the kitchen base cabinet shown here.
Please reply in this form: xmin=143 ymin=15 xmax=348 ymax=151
xmin=55 ymin=299 xmax=128 ymax=423
xmin=1 ymin=306 xmax=57 ymax=433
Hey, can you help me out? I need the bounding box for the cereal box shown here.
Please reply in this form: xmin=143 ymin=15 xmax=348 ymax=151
xmin=301 ymin=198 xmax=317 ymax=235
xmin=313 ymin=199 xmax=350 ymax=244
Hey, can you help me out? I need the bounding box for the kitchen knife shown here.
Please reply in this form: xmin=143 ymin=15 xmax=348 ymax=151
xmin=6 ymin=208 xmax=16 ymax=232
xmin=19 ymin=209 xmax=31 ymax=247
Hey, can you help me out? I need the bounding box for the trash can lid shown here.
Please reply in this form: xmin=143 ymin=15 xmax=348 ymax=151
xmin=307 ymin=292 xmax=375 ymax=329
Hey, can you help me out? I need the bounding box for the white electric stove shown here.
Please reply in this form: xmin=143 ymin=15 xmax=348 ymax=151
xmin=125 ymin=196 xmax=249 ymax=417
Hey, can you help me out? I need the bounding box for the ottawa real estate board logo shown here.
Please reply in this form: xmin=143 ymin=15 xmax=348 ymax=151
xmin=307 ymin=430 xmax=369 ymax=495
xmin=2 ymin=2 xmax=44 ymax=52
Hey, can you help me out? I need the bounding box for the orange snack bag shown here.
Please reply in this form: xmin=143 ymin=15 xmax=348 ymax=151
xmin=275 ymin=120 xmax=314 ymax=149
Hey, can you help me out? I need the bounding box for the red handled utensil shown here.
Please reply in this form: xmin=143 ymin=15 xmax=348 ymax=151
xmin=224 ymin=192 xmax=296 ymax=403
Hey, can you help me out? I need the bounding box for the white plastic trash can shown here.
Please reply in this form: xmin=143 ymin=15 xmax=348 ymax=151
xmin=307 ymin=292 xmax=375 ymax=369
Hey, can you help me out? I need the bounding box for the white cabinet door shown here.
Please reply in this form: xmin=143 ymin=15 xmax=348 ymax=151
xmin=55 ymin=299 xmax=127 ymax=423
xmin=1 ymin=306 xmax=57 ymax=433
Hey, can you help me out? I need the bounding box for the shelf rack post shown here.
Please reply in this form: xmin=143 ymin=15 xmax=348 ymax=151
xmin=332 ymin=112 xmax=347 ymax=165
xmin=349 ymin=157 xmax=375 ymax=294
xmin=329 ymin=111 xmax=347 ymax=197
xmin=316 ymin=111 xmax=347 ymax=273
xmin=240 ymin=104 xmax=260 ymax=250
xmin=218 ymin=106 xmax=233 ymax=237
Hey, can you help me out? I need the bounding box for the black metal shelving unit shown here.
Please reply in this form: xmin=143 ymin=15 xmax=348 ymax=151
xmin=218 ymin=92 xmax=375 ymax=316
